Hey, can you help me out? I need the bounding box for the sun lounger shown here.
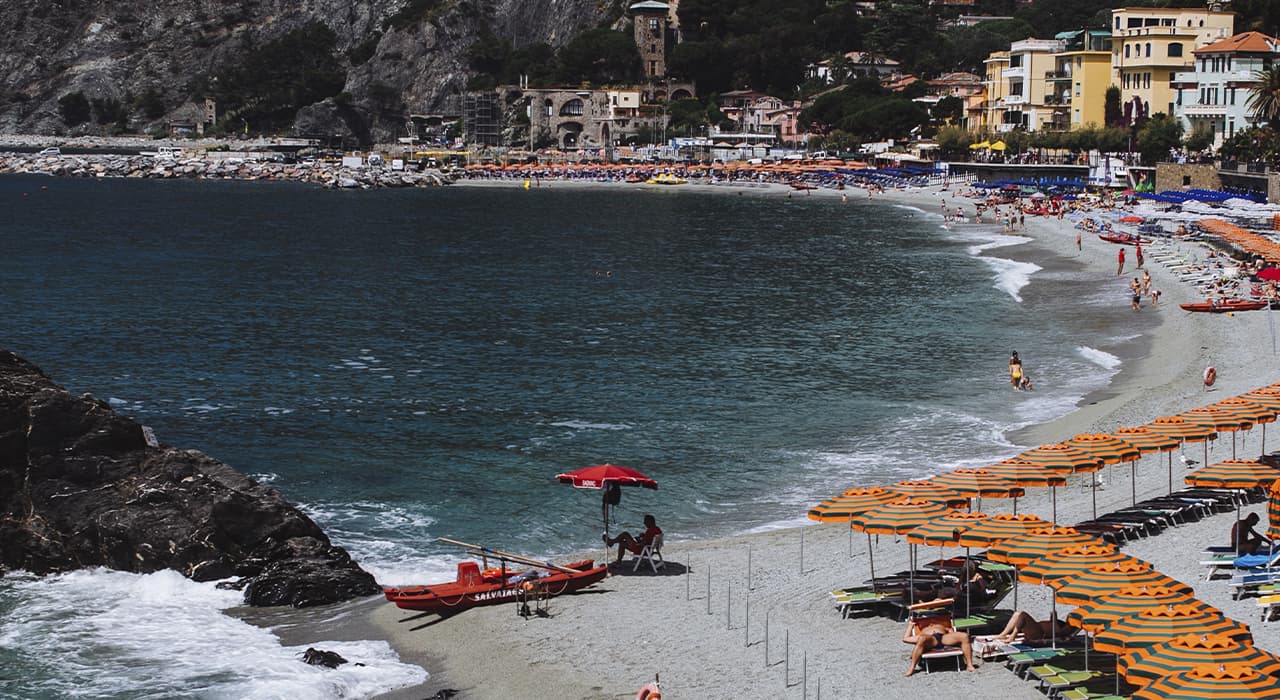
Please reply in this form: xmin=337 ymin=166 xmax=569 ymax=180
xmin=1256 ymin=594 xmax=1280 ymax=621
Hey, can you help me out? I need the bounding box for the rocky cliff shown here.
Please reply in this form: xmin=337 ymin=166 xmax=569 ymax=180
xmin=0 ymin=350 xmax=379 ymax=607
xmin=0 ymin=0 xmax=612 ymax=142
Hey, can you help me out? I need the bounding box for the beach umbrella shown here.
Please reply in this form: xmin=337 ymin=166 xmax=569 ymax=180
xmin=1147 ymin=415 xmax=1219 ymax=468
xmin=981 ymin=458 xmax=1067 ymax=515
xmin=555 ymin=463 xmax=657 ymax=535
xmin=955 ymin=512 xmax=1050 ymax=548
xmin=930 ymin=468 xmax=1024 ymax=512
xmin=1120 ymin=634 xmax=1280 ymax=688
xmin=1185 ymin=459 xmax=1280 ymax=490
xmin=1131 ymin=663 xmax=1280 ymax=700
xmin=1051 ymin=559 xmax=1184 ymax=606
xmin=1066 ymin=585 xmax=1201 ymax=634
xmin=886 ymin=479 xmax=970 ymax=507
xmin=1213 ymin=397 xmax=1278 ymax=456
xmin=849 ymin=498 xmax=950 ymax=600
xmin=1093 ymin=604 xmax=1252 ymax=656
xmin=806 ymin=486 xmax=898 ymax=522
xmin=1115 ymin=426 xmax=1182 ymax=495
xmin=1268 ymin=480 xmax=1280 ymax=542
xmin=969 ymin=141 xmax=990 ymax=150
xmin=904 ymin=511 xmax=991 ymax=547
xmin=986 ymin=526 xmax=1104 ymax=568
xmin=1065 ymin=432 xmax=1143 ymax=510
xmin=1016 ymin=444 xmax=1104 ymax=520
xmin=1181 ymin=407 xmax=1254 ymax=459
xmin=1017 ymin=543 xmax=1131 ymax=586
xmin=989 ymin=140 xmax=1007 ymax=151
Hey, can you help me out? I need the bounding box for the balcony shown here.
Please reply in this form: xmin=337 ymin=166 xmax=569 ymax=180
xmin=1044 ymin=70 xmax=1073 ymax=82
xmin=1044 ymin=94 xmax=1072 ymax=106
xmin=1003 ymin=94 xmax=1027 ymax=106
xmin=1182 ymin=104 xmax=1229 ymax=117
xmin=1002 ymin=66 xmax=1025 ymax=79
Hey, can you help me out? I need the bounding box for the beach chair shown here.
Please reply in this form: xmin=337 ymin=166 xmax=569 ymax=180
xmin=633 ymin=533 xmax=664 ymax=573
xmin=903 ymin=608 xmax=968 ymax=674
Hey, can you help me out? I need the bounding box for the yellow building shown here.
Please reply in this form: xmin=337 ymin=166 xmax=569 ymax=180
xmin=1046 ymin=30 xmax=1113 ymax=130
xmin=1001 ymin=38 xmax=1065 ymax=131
xmin=1111 ymin=5 xmax=1234 ymax=119
xmin=980 ymin=51 xmax=1009 ymax=132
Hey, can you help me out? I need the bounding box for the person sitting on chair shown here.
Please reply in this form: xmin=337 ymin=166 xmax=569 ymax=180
xmin=604 ymin=514 xmax=661 ymax=564
xmin=989 ymin=610 xmax=1074 ymax=644
xmin=1231 ymin=512 xmax=1271 ymax=555
xmin=903 ymin=617 xmax=975 ymax=676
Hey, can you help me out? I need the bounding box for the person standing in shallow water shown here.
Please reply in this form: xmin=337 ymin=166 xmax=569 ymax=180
xmin=1008 ymin=351 xmax=1024 ymax=390
xmin=1117 ymin=247 xmax=1126 ymax=275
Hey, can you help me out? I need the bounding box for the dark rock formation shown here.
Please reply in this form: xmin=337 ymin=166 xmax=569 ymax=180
xmin=301 ymin=647 xmax=349 ymax=668
xmin=0 ymin=350 xmax=380 ymax=607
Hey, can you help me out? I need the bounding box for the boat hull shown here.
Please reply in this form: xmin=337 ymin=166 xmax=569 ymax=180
xmin=383 ymin=559 xmax=607 ymax=613
xmin=1179 ymin=300 xmax=1269 ymax=313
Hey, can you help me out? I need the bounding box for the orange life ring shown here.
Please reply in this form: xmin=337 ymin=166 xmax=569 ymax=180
xmin=1204 ymin=366 xmax=1217 ymax=387
xmin=636 ymin=683 xmax=661 ymax=700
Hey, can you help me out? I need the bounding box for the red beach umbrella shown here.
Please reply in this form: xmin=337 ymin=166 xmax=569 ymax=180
xmin=1017 ymin=543 xmax=1132 ymax=586
xmin=1050 ymin=559 xmax=1183 ymax=606
xmin=556 ymin=463 xmax=657 ymax=536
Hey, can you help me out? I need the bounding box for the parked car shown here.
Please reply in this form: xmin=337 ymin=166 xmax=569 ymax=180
xmin=37 ymin=147 xmax=61 ymax=156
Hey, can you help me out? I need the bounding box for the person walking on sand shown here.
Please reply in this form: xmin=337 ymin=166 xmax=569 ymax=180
xmin=1136 ymin=242 xmax=1144 ymax=268
xmin=1008 ymin=351 xmax=1024 ymax=390
xmin=1076 ymin=231 xmax=1082 ymax=251
xmin=1130 ymin=278 xmax=1142 ymax=311
xmin=1142 ymin=270 xmax=1152 ymax=294
xmin=1117 ymin=247 xmax=1126 ymax=275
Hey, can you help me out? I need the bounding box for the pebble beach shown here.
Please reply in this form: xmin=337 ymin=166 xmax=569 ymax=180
xmin=329 ymin=178 xmax=1280 ymax=699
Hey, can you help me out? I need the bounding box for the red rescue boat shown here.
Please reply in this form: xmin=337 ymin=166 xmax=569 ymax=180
xmin=1179 ymin=299 xmax=1270 ymax=313
xmin=1098 ymin=232 xmax=1150 ymax=245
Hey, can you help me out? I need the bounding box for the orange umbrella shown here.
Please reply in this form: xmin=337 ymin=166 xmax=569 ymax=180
xmin=887 ymin=480 xmax=970 ymax=507
xmin=1147 ymin=415 xmax=1219 ymax=468
xmin=930 ymin=469 xmax=1024 ymax=511
xmin=1017 ymin=543 xmax=1132 ymax=585
xmin=1066 ymin=584 xmax=1201 ymax=633
xmin=983 ymin=458 xmax=1066 ymax=515
xmin=849 ymin=498 xmax=950 ymax=599
xmin=986 ymin=526 xmax=1104 ymax=568
xmin=1131 ymin=662 xmax=1280 ymax=699
xmin=1181 ymin=407 xmax=1254 ymax=459
xmin=955 ymin=512 xmax=1050 ymax=548
xmin=1120 ymin=634 xmax=1280 ymax=688
xmin=806 ymin=486 xmax=898 ymax=522
xmin=1051 ymin=559 xmax=1185 ymax=605
xmin=1269 ymin=479 xmax=1280 ymax=542
xmin=905 ymin=511 xmax=991 ymax=547
xmin=1093 ymin=604 xmax=1252 ymax=655
xmin=1213 ymin=397 xmax=1279 ymax=455
xmin=1115 ymin=426 xmax=1182 ymax=495
xmin=1185 ymin=459 xmax=1280 ymax=490
xmin=1065 ymin=432 xmax=1143 ymax=509
xmin=1016 ymin=444 xmax=1103 ymax=520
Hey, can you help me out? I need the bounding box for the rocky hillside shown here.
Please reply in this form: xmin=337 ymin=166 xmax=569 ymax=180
xmin=0 ymin=0 xmax=612 ymax=142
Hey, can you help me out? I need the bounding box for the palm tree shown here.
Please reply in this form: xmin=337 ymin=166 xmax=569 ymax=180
xmin=1246 ymin=66 xmax=1280 ymax=129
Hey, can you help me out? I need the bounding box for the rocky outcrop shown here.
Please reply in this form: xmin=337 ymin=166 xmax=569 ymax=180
xmin=0 ymin=0 xmax=614 ymax=142
xmin=0 ymin=351 xmax=380 ymax=607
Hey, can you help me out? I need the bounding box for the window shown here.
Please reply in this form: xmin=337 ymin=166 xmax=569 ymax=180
xmin=1144 ymin=72 xmax=1151 ymax=89
xmin=1168 ymin=43 xmax=1182 ymax=57
xmin=1145 ymin=42 xmax=1151 ymax=57
xmin=1183 ymin=175 xmax=1192 ymax=186
xmin=559 ymin=99 xmax=584 ymax=116
xmin=1230 ymin=88 xmax=1236 ymax=105
xmin=1115 ymin=16 xmax=1121 ymax=29
xmin=1124 ymin=44 xmax=1131 ymax=58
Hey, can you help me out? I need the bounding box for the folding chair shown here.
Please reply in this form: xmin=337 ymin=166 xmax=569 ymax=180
xmin=633 ymin=533 xmax=665 ymax=573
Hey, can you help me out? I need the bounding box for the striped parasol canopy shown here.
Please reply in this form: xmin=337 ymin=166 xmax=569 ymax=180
xmin=1017 ymin=443 xmax=1105 ymax=474
xmin=1213 ymin=397 xmax=1278 ymax=457
xmin=885 ymin=480 xmax=970 ymax=507
xmin=1093 ymin=604 xmax=1253 ymax=655
xmin=1185 ymin=460 xmax=1280 ymax=490
xmin=849 ymin=498 xmax=950 ymax=535
xmin=954 ymin=512 xmax=1050 ymax=548
xmin=1066 ymin=585 xmax=1202 ymax=633
xmin=1116 ymin=426 xmax=1184 ymax=495
xmin=1147 ymin=415 xmax=1220 ymax=468
xmin=1051 ymin=559 xmax=1185 ymax=606
xmin=1181 ymin=406 xmax=1256 ymax=459
xmin=1016 ymin=543 xmax=1133 ymax=585
xmin=1131 ymin=662 xmax=1280 ymax=700
xmin=1063 ymin=433 xmax=1141 ymax=464
xmin=986 ymin=526 xmax=1104 ymax=568
xmin=930 ymin=469 xmax=1024 ymax=510
xmin=1120 ymin=634 xmax=1280 ymax=688
xmin=1240 ymin=387 xmax=1280 ymax=410
xmin=983 ymin=458 xmax=1068 ymax=520
xmin=905 ymin=511 xmax=990 ymax=547
xmin=1269 ymin=480 xmax=1280 ymax=542
xmin=806 ymin=486 xmax=899 ymax=522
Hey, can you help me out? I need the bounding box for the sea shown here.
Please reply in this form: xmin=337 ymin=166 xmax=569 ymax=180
xmin=0 ymin=175 xmax=1156 ymax=698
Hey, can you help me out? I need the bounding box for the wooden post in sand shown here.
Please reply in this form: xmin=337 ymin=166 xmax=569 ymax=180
xmin=764 ymin=611 xmax=770 ymax=666
xmin=800 ymin=529 xmax=805 ymax=574
xmin=686 ymin=555 xmax=691 ymax=600
xmin=727 ymin=581 xmax=732 ymax=629
xmin=748 ymin=545 xmax=753 ymax=591
xmin=745 ymin=596 xmax=750 ymax=647
xmin=784 ymin=629 xmax=790 ymax=687
xmin=706 ymin=566 xmax=712 ymax=614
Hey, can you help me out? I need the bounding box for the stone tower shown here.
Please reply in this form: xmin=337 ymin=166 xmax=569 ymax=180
xmin=630 ymin=0 xmax=670 ymax=79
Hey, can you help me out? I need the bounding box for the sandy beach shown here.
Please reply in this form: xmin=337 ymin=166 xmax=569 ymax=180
xmin=273 ymin=178 xmax=1280 ymax=699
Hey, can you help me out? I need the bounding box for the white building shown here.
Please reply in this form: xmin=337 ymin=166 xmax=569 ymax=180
xmin=1172 ymin=31 xmax=1280 ymax=149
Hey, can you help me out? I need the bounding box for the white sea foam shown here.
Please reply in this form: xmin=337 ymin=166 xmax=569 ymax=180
xmin=0 ymin=569 xmax=426 ymax=699
xmin=547 ymin=420 xmax=634 ymax=431
xmin=1078 ymin=345 xmax=1122 ymax=370
xmin=981 ymin=255 xmax=1043 ymax=302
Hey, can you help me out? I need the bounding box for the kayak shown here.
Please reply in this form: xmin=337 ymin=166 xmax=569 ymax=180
xmin=1179 ymin=299 xmax=1270 ymax=313
xmin=1098 ymin=233 xmax=1150 ymax=245
xmin=383 ymin=559 xmax=608 ymax=613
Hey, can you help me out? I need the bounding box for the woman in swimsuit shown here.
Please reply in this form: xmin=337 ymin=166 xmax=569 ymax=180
xmin=1008 ymin=351 xmax=1023 ymax=390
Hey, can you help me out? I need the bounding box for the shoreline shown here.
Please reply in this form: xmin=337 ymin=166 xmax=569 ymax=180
xmin=304 ymin=179 xmax=1280 ymax=698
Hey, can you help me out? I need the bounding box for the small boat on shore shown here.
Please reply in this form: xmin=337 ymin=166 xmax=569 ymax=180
xmin=1179 ymin=299 xmax=1270 ymax=313
xmin=1098 ymin=232 xmax=1150 ymax=245
xmin=645 ymin=173 xmax=686 ymax=185
xmin=384 ymin=558 xmax=608 ymax=613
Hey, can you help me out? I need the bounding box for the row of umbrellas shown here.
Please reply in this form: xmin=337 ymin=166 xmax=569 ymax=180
xmin=809 ymin=383 xmax=1280 ymax=527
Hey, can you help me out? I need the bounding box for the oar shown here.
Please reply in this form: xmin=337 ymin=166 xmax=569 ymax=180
xmin=437 ymin=537 xmax=579 ymax=574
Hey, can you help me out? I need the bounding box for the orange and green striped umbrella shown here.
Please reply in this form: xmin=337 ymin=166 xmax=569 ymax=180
xmin=1132 ymin=662 xmax=1280 ymax=700
xmin=1116 ymin=426 xmax=1184 ymax=495
xmin=1121 ymin=634 xmax=1280 ymax=688
xmin=1051 ymin=559 xmax=1184 ymax=606
xmin=930 ymin=469 xmax=1024 ymax=510
xmin=807 ymin=486 xmax=899 ymax=522
xmin=1146 ymin=416 xmax=1219 ymax=468
xmin=986 ymin=526 xmax=1104 ymax=568
xmin=1064 ymin=433 xmax=1141 ymax=464
xmin=1017 ymin=443 xmax=1104 ymax=474
xmin=1093 ymin=604 xmax=1252 ymax=655
xmin=1185 ymin=460 xmax=1280 ymax=490
xmin=1240 ymin=387 xmax=1280 ymax=411
xmin=884 ymin=480 xmax=970 ymax=507
xmin=1269 ymin=479 xmax=1280 ymax=542
xmin=905 ymin=511 xmax=990 ymax=547
xmin=849 ymin=498 xmax=950 ymax=599
xmin=954 ymin=512 xmax=1049 ymax=548
xmin=1181 ymin=407 xmax=1255 ymax=459
xmin=1017 ymin=543 xmax=1132 ymax=585
xmin=1213 ymin=397 xmax=1278 ymax=457
xmin=1066 ymin=584 xmax=1201 ymax=633
xmin=984 ymin=458 xmax=1068 ymax=519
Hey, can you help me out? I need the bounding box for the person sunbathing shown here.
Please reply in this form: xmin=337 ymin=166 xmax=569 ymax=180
xmin=903 ymin=617 xmax=975 ymax=676
xmin=603 ymin=514 xmax=661 ymax=564
xmin=990 ymin=610 xmax=1074 ymax=644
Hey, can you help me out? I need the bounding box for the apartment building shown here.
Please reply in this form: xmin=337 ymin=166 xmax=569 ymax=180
xmin=1111 ymin=5 xmax=1234 ymax=120
xmin=1173 ymin=31 xmax=1280 ymax=148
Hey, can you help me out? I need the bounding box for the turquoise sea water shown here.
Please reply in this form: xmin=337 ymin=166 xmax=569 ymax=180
xmin=0 ymin=176 xmax=1154 ymax=697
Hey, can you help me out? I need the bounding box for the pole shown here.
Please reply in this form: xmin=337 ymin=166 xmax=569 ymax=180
xmin=800 ymin=528 xmax=805 ymax=574
xmin=803 ymin=651 xmax=808 ymax=698
xmin=745 ymin=597 xmax=750 ymax=647
xmin=686 ymin=555 xmax=691 ymax=600
xmin=784 ymin=629 xmax=790 ymax=687
xmin=748 ymin=545 xmax=753 ymax=591
xmin=707 ymin=565 xmax=712 ymax=615
xmin=765 ymin=610 xmax=770 ymax=667
xmin=727 ymin=581 xmax=732 ymax=629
